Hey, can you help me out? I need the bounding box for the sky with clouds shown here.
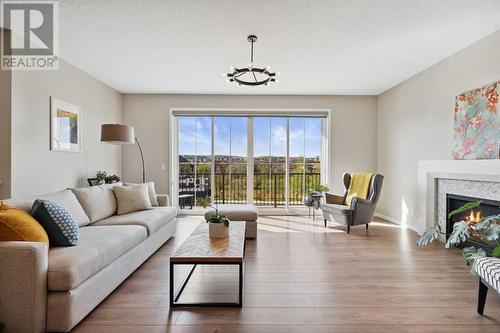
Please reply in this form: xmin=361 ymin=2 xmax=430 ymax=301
xmin=179 ymin=116 xmax=322 ymax=158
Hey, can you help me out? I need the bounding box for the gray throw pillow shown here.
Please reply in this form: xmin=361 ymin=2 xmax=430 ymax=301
xmin=113 ymin=183 xmax=153 ymax=215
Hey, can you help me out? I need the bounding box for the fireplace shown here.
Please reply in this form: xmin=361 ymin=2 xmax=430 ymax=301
xmin=446 ymin=194 xmax=500 ymax=249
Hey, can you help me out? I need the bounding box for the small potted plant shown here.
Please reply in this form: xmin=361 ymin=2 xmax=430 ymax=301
xmin=309 ymin=184 xmax=329 ymax=194
xmin=96 ymin=171 xmax=107 ymax=185
xmin=105 ymin=174 xmax=120 ymax=184
xmin=197 ymin=197 xmax=211 ymax=208
xmin=96 ymin=171 xmax=120 ymax=185
xmin=305 ymin=184 xmax=330 ymax=208
xmin=206 ymin=204 xmax=230 ymax=239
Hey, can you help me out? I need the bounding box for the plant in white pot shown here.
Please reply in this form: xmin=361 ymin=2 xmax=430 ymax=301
xmin=206 ymin=205 xmax=230 ymax=239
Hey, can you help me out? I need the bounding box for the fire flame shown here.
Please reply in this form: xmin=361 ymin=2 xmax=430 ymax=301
xmin=465 ymin=210 xmax=482 ymax=223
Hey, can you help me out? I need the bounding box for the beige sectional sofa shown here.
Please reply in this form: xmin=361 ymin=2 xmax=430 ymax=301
xmin=0 ymin=184 xmax=177 ymax=333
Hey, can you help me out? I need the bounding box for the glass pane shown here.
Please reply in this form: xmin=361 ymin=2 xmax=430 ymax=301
xmin=214 ymin=117 xmax=230 ymax=158
xmin=271 ymin=117 xmax=286 ymax=207
xmin=231 ymin=117 xmax=247 ymax=163
xmin=289 ymin=118 xmax=305 ymax=159
xmin=195 ymin=117 xmax=212 ymax=162
xmin=178 ymin=116 xmax=212 ymax=208
xmin=305 ymin=118 xmax=322 ymax=191
xmin=178 ymin=117 xmax=196 ymax=199
xmin=253 ymin=117 xmax=270 ymax=206
xmin=230 ymin=164 xmax=247 ymax=204
xmin=288 ymin=117 xmax=305 ymax=204
xmin=270 ymin=117 xmax=287 ymax=158
xmin=213 ymin=117 xmax=247 ymax=204
xmin=230 ymin=118 xmax=247 ymax=204
xmin=305 ymin=118 xmax=322 ymax=158
xmin=254 ymin=117 xmax=270 ymax=163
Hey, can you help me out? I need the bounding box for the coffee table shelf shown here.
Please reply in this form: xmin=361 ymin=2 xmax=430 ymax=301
xmin=169 ymin=221 xmax=246 ymax=307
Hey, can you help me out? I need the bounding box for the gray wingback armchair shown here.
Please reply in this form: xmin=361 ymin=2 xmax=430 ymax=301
xmin=321 ymin=173 xmax=384 ymax=233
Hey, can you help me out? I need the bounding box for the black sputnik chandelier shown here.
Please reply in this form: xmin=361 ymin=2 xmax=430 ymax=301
xmin=223 ymin=35 xmax=280 ymax=86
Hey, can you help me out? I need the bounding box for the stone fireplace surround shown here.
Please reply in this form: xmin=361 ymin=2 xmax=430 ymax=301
xmin=437 ymin=179 xmax=500 ymax=241
xmin=416 ymin=159 xmax=500 ymax=235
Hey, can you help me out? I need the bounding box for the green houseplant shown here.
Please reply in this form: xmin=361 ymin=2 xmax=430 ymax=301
xmin=197 ymin=197 xmax=211 ymax=209
xmin=95 ymin=171 xmax=120 ymax=185
xmin=417 ymin=201 xmax=500 ymax=273
xmin=308 ymin=184 xmax=330 ymax=194
xmin=206 ymin=204 xmax=230 ymax=239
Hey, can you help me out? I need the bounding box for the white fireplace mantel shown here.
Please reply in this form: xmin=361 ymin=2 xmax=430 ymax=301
xmin=416 ymin=159 xmax=500 ymax=235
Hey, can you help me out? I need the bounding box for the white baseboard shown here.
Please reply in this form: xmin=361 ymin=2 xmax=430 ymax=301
xmin=374 ymin=212 xmax=419 ymax=233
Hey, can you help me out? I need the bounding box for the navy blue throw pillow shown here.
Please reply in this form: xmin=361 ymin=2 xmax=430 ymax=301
xmin=31 ymin=199 xmax=80 ymax=246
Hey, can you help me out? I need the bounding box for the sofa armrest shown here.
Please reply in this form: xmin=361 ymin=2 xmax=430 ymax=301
xmin=324 ymin=192 xmax=345 ymax=205
xmin=0 ymin=241 xmax=48 ymax=333
xmin=156 ymin=194 xmax=170 ymax=206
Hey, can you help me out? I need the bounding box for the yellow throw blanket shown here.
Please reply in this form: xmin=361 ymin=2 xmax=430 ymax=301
xmin=345 ymin=172 xmax=374 ymax=206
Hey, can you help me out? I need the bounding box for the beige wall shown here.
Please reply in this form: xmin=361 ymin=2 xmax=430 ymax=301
xmin=10 ymin=59 xmax=122 ymax=198
xmin=122 ymin=94 xmax=377 ymax=195
xmin=0 ymin=29 xmax=11 ymax=199
xmin=377 ymin=29 xmax=500 ymax=229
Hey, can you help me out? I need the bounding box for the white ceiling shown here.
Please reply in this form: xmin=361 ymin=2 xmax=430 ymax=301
xmin=56 ymin=0 xmax=500 ymax=95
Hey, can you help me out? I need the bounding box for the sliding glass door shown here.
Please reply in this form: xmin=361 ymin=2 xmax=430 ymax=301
xmin=288 ymin=118 xmax=322 ymax=205
xmin=176 ymin=115 xmax=324 ymax=209
xmin=178 ymin=117 xmax=212 ymax=207
xmin=253 ymin=117 xmax=287 ymax=207
xmin=214 ymin=117 xmax=248 ymax=204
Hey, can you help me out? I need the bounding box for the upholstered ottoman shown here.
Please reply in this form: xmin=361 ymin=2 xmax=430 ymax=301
xmin=205 ymin=204 xmax=258 ymax=239
xmin=474 ymin=257 xmax=500 ymax=314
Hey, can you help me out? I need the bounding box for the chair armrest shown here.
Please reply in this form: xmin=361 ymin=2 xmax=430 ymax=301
xmin=156 ymin=194 xmax=170 ymax=206
xmin=324 ymin=192 xmax=345 ymax=205
xmin=350 ymin=197 xmax=371 ymax=207
xmin=0 ymin=241 xmax=48 ymax=333
xmin=350 ymin=197 xmax=376 ymax=225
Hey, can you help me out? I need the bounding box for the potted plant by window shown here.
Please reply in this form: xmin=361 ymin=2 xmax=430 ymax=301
xmin=206 ymin=205 xmax=230 ymax=239
xmin=305 ymin=184 xmax=330 ymax=208
xmin=197 ymin=197 xmax=211 ymax=209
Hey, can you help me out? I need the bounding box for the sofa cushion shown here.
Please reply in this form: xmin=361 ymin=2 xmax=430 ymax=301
xmin=124 ymin=182 xmax=159 ymax=206
xmin=113 ymin=184 xmax=152 ymax=215
xmin=92 ymin=206 xmax=177 ymax=236
xmin=31 ymin=200 xmax=79 ymax=246
xmin=204 ymin=204 xmax=258 ymax=221
xmin=320 ymin=203 xmax=352 ymax=216
xmin=5 ymin=189 xmax=91 ymax=227
xmin=0 ymin=202 xmax=49 ymax=243
xmin=48 ymin=225 xmax=147 ymax=290
xmin=71 ymin=182 xmax=122 ymax=223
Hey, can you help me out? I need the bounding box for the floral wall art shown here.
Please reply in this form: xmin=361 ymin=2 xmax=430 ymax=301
xmin=452 ymin=81 xmax=500 ymax=160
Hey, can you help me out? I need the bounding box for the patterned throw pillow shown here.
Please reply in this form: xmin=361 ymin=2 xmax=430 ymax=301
xmin=31 ymin=199 xmax=80 ymax=246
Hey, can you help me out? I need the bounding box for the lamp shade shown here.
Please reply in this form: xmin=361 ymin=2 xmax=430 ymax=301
xmin=101 ymin=124 xmax=135 ymax=145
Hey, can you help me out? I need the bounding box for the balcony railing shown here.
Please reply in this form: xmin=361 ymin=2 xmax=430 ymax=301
xmin=179 ymin=172 xmax=321 ymax=207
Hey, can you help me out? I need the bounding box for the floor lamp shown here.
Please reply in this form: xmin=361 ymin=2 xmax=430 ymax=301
xmin=101 ymin=124 xmax=146 ymax=183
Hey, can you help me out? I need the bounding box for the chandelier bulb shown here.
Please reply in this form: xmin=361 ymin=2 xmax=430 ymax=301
xmin=229 ymin=66 xmax=235 ymax=71
xmin=277 ymin=72 xmax=281 ymax=76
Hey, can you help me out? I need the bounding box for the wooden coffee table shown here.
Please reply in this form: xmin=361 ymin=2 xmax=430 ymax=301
xmin=169 ymin=221 xmax=246 ymax=307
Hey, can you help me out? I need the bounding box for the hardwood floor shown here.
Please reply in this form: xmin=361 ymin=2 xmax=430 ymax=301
xmin=72 ymin=216 xmax=500 ymax=333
